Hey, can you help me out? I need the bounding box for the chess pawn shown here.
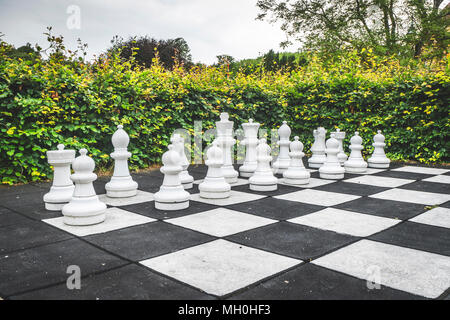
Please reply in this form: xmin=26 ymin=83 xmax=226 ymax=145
xmin=272 ymin=121 xmax=291 ymax=174
xmin=249 ymin=139 xmax=278 ymax=191
xmin=332 ymin=128 xmax=348 ymax=165
xmin=319 ymin=134 xmax=345 ymax=179
xmin=105 ymin=125 xmax=138 ymax=198
xmin=216 ymin=112 xmax=238 ymax=184
xmin=43 ymin=144 xmax=75 ymax=211
xmin=344 ymin=132 xmax=368 ymax=173
xmin=171 ymin=134 xmax=194 ymax=189
xmin=239 ymin=119 xmax=260 ymax=178
xmin=308 ymin=127 xmax=327 ymax=168
xmin=62 ymin=149 xmax=107 ymax=226
xmin=154 ymin=145 xmax=190 ymax=210
xmin=368 ymin=130 xmax=390 ymax=168
xmin=283 ymin=137 xmax=310 ymax=185
xmin=199 ymin=140 xmax=231 ymax=199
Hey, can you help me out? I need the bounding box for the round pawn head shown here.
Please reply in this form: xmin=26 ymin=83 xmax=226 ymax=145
xmin=162 ymin=145 xmax=181 ymax=167
xmin=350 ymin=131 xmax=363 ymax=145
xmin=278 ymin=121 xmax=291 ymax=137
xmin=219 ymin=112 xmax=229 ymax=122
xmin=72 ymin=148 xmax=95 ymax=173
xmin=206 ymin=141 xmax=223 ymax=163
xmin=326 ymin=135 xmax=340 ymax=149
xmin=257 ymin=138 xmax=271 ymax=156
xmin=374 ymin=130 xmax=385 ymax=143
xmin=249 ymin=118 xmax=253 ymax=123
xmin=290 ymin=136 xmax=303 ymax=152
xmin=57 ymin=144 xmax=65 ymax=151
xmin=111 ymin=124 xmax=129 ymax=149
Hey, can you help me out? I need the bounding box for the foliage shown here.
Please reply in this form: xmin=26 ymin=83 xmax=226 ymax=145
xmin=108 ymin=35 xmax=192 ymax=69
xmin=256 ymin=0 xmax=449 ymax=58
xmin=0 ymin=37 xmax=449 ymax=185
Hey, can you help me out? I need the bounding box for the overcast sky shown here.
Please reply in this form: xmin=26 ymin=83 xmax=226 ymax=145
xmin=0 ymin=0 xmax=299 ymax=64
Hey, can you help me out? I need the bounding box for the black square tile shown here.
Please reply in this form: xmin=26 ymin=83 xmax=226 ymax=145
xmin=399 ymin=181 xmax=450 ymax=194
xmin=119 ymin=200 xmax=218 ymax=220
xmin=441 ymin=201 xmax=450 ymax=209
xmin=0 ymin=211 xmax=31 ymax=227
xmin=314 ymin=181 xmax=389 ymax=196
xmin=369 ymin=221 xmax=450 ymax=256
xmin=130 ymin=173 xmax=163 ymax=193
xmin=10 ymin=264 xmax=214 ymax=300
xmin=334 ymin=197 xmax=426 ymax=220
xmin=231 ymin=183 xmax=302 ymax=197
xmin=228 ymin=263 xmax=423 ymax=300
xmin=5 ymin=202 xmax=63 ymax=221
xmin=0 ymin=184 xmax=44 ymax=200
xmin=0 ymin=238 xmax=128 ymax=297
xmin=84 ymin=222 xmax=215 ymax=261
xmin=225 ymin=197 xmax=324 ymax=220
xmin=0 ymin=220 xmax=73 ymax=254
xmin=226 ymin=221 xmax=357 ymax=260
xmin=373 ymin=170 xmax=432 ymax=180
xmin=0 ymin=189 xmax=46 ymax=209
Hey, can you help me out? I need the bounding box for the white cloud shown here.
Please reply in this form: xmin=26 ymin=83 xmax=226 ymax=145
xmin=0 ymin=0 xmax=299 ymax=64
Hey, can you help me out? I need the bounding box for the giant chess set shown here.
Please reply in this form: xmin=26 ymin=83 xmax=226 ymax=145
xmin=0 ymin=112 xmax=449 ymax=300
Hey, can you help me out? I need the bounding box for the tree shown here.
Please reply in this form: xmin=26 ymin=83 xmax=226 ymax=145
xmin=256 ymin=0 xmax=449 ymax=57
xmin=108 ymin=35 xmax=192 ymax=69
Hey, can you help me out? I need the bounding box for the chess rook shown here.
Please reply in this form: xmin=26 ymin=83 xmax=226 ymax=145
xmin=368 ymin=130 xmax=390 ymax=168
xmin=319 ymin=134 xmax=345 ymax=179
xmin=272 ymin=121 xmax=291 ymax=174
xmin=171 ymin=133 xmax=194 ymax=189
xmin=332 ymin=128 xmax=348 ymax=165
xmin=105 ymin=125 xmax=138 ymax=198
xmin=249 ymin=138 xmax=278 ymax=191
xmin=62 ymin=149 xmax=107 ymax=226
xmin=199 ymin=140 xmax=231 ymax=199
xmin=43 ymin=144 xmax=75 ymax=211
xmin=215 ymin=112 xmax=238 ymax=183
xmin=239 ymin=118 xmax=260 ymax=178
xmin=344 ymin=131 xmax=368 ymax=173
xmin=283 ymin=136 xmax=310 ymax=185
xmin=154 ymin=145 xmax=190 ymax=210
xmin=308 ymin=127 xmax=327 ymax=168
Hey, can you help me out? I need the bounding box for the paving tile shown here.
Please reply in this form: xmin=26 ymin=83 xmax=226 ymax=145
xmin=423 ymin=175 xmax=450 ymax=184
xmin=274 ymin=189 xmax=360 ymax=207
xmin=190 ymin=190 xmax=266 ymax=206
xmin=232 ymin=183 xmax=302 ymax=197
xmin=373 ymin=170 xmax=433 ymax=181
xmin=277 ymin=177 xmax=335 ymax=189
xmin=140 ymin=239 xmax=300 ymax=296
xmin=399 ymin=180 xmax=450 ymax=194
xmin=314 ymin=181 xmax=389 ymax=196
xmin=343 ymin=175 xmax=414 ymax=188
xmin=312 ymin=239 xmax=450 ymax=298
xmin=392 ymin=166 xmax=449 ymax=175
xmin=85 ymin=222 xmax=215 ymax=262
xmin=369 ymin=188 xmax=450 ymax=205
xmin=409 ymin=207 xmax=450 ymax=229
xmin=226 ymin=221 xmax=357 ymax=260
xmin=98 ymin=190 xmax=154 ymax=206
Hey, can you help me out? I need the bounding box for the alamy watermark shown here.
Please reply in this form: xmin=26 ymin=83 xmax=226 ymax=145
xmin=66 ymin=5 xmax=81 ymax=30
xmin=66 ymin=265 xmax=81 ymax=290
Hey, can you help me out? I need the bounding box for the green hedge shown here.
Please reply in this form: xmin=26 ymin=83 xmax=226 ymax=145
xmin=0 ymin=47 xmax=449 ymax=184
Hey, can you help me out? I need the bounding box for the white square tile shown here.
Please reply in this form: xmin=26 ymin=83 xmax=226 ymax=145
xmin=344 ymin=175 xmax=414 ymax=188
xmin=274 ymin=189 xmax=360 ymax=206
xmin=392 ymin=166 xmax=449 ymax=175
xmin=422 ymin=175 xmax=450 ymax=184
xmin=98 ymin=190 xmax=154 ymax=206
xmin=288 ymin=208 xmax=400 ymax=237
xmin=278 ymin=177 xmax=335 ymax=188
xmin=190 ymin=190 xmax=266 ymax=206
xmin=312 ymin=239 xmax=450 ymax=298
xmin=140 ymin=239 xmax=300 ymax=296
xmin=43 ymin=207 xmax=156 ymax=237
xmin=166 ymin=208 xmax=276 ymax=237
xmin=194 ymin=178 xmax=249 ymax=186
xmin=410 ymin=207 xmax=450 ymax=229
xmin=370 ymin=188 xmax=450 ymax=205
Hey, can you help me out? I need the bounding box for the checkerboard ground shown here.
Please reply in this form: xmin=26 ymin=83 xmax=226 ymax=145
xmin=1 ymin=164 xmax=449 ymax=300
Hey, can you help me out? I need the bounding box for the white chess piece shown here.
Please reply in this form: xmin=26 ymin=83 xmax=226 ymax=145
xmin=105 ymin=125 xmax=138 ymax=198
xmin=308 ymin=127 xmax=327 ymax=168
xmin=62 ymin=149 xmax=107 ymax=226
xmin=216 ymin=112 xmax=238 ymax=184
xmin=332 ymin=128 xmax=348 ymax=165
xmin=199 ymin=140 xmax=231 ymax=199
xmin=249 ymin=138 xmax=278 ymax=191
xmin=171 ymin=133 xmax=194 ymax=189
xmin=344 ymin=131 xmax=368 ymax=173
xmin=239 ymin=119 xmax=260 ymax=178
xmin=283 ymin=136 xmax=310 ymax=185
xmin=43 ymin=144 xmax=75 ymax=211
xmin=272 ymin=121 xmax=291 ymax=174
xmin=154 ymin=145 xmax=190 ymax=210
xmin=368 ymin=130 xmax=390 ymax=168
xmin=319 ymin=134 xmax=345 ymax=179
